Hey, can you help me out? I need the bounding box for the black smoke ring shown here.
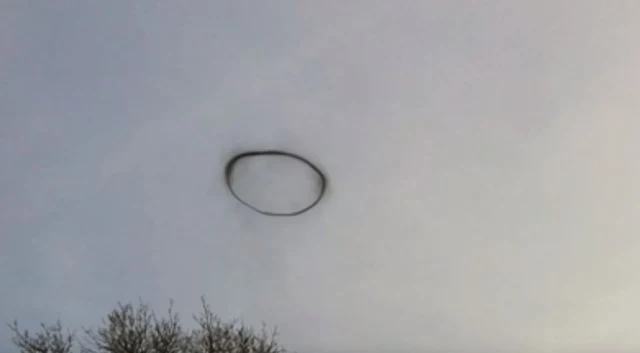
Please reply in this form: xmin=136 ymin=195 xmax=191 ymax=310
xmin=224 ymin=150 xmax=327 ymax=216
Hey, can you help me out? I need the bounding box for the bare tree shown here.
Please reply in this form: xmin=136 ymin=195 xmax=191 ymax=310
xmin=8 ymin=298 xmax=287 ymax=353
xmin=188 ymin=297 xmax=284 ymax=353
xmin=82 ymin=300 xmax=153 ymax=353
xmin=8 ymin=321 xmax=74 ymax=353
xmin=149 ymin=302 xmax=187 ymax=353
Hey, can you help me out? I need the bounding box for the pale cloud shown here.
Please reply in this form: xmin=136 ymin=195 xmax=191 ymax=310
xmin=2 ymin=2 xmax=640 ymax=353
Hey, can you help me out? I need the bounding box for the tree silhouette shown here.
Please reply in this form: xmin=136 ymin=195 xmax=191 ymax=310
xmin=8 ymin=298 xmax=286 ymax=353
xmin=8 ymin=321 xmax=73 ymax=353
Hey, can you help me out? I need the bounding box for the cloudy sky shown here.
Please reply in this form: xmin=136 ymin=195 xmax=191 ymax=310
xmin=2 ymin=1 xmax=640 ymax=352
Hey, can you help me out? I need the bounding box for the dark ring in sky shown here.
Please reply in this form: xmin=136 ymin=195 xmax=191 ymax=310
xmin=224 ymin=150 xmax=327 ymax=216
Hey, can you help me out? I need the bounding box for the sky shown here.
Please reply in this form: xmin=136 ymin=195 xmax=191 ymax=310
xmin=1 ymin=1 xmax=640 ymax=352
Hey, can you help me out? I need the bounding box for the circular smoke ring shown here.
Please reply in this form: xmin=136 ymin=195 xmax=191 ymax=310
xmin=224 ymin=150 xmax=327 ymax=216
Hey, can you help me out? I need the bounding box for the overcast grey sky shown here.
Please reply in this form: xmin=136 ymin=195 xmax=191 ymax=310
xmin=2 ymin=1 xmax=640 ymax=352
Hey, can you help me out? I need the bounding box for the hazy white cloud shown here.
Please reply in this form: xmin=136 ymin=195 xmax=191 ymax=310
xmin=2 ymin=2 xmax=640 ymax=352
